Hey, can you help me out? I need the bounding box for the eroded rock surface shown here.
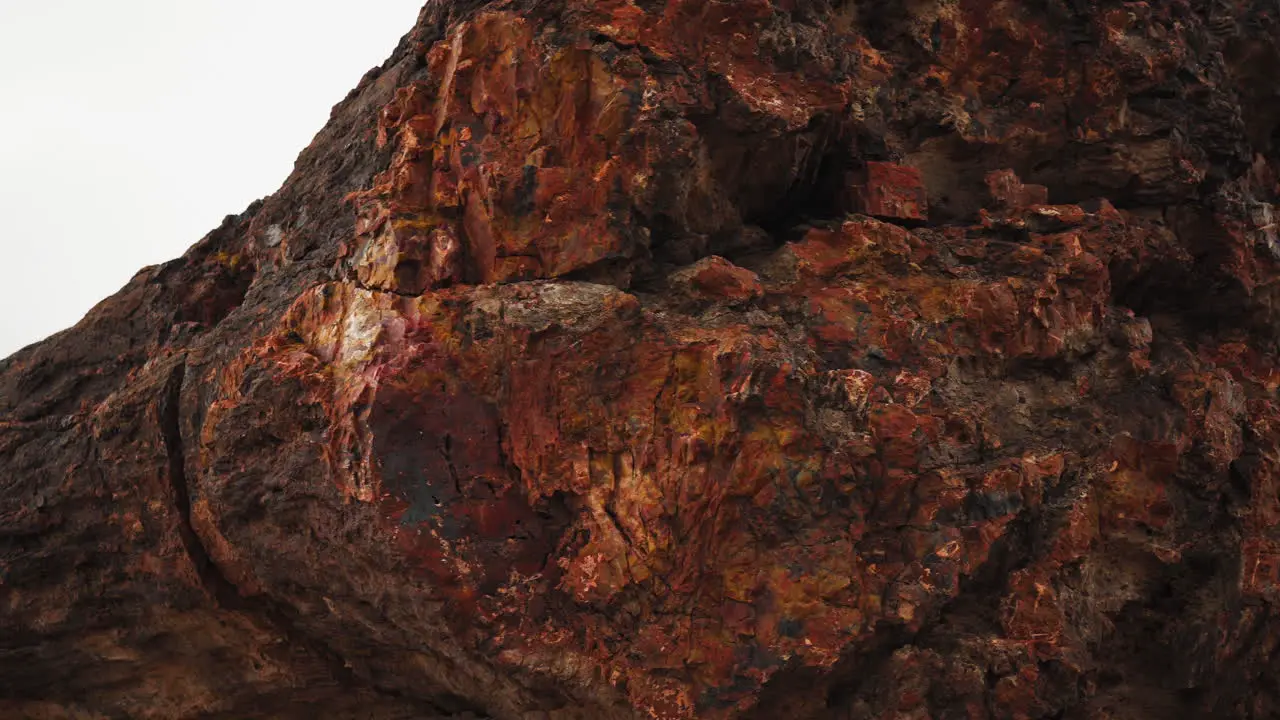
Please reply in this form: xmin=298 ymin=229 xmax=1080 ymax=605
xmin=6 ymin=1 xmax=1280 ymax=718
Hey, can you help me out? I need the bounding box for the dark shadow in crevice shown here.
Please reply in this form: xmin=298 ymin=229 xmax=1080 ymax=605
xmin=755 ymin=138 xmax=860 ymax=237
xmin=1109 ymin=256 xmax=1258 ymax=345
xmin=160 ymin=360 xmax=233 ymax=603
xmin=631 ymin=110 xmax=860 ymax=294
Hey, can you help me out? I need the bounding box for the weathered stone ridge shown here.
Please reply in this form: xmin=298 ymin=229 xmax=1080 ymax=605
xmin=5 ymin=1 xmax=1280 ymax=718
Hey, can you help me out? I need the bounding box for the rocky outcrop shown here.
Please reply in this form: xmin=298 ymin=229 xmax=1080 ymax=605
xmin=6 ymin=1 xmax=1280 ymax=718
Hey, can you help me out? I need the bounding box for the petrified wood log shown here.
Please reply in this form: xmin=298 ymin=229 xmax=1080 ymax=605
xmin=6 ymin=1 xmax=1280 ymax=718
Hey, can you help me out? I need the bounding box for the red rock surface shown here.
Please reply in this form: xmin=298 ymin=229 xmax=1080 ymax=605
xmin=851 ymin=162 xmax=929 ymax=221
xmin=6 ymin=1 xmax=1280 ymax=718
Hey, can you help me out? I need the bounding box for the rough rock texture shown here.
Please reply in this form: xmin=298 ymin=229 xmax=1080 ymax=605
xmin=7 ymin=1 xmax=1280 ymax=718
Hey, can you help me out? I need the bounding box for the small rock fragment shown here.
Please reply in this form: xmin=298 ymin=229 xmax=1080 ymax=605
xmin=851 ymin=161 xmax=929 ymax=221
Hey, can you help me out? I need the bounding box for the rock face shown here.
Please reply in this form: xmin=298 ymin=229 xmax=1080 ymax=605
xmin=7 ymin=1 xmax=1280 ymax=718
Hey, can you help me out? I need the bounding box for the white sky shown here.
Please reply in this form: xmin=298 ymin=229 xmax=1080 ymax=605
xmin=0 ymin=1 xmax=425 ymax=358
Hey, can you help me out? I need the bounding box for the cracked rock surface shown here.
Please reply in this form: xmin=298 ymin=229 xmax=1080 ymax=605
xmin=6 ymin=1 xmax=1280 ymax=718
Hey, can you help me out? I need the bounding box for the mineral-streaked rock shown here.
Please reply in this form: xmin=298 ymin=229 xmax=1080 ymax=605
xmin=6 ymin=1 xmax=1280 ymax=718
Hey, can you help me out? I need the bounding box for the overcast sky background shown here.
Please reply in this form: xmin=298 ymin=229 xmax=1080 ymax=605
xmin=0 ymin=1 xmax=425 ymax=358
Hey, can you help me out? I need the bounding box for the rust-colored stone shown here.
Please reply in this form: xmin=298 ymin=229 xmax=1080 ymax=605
xmin=851 ymin=161 xmax=929 ymax=221
xmin=9 ymin=1 xmax=1280 ymax=718
xmin=673 ymin=256 xmax=764 ymax=303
